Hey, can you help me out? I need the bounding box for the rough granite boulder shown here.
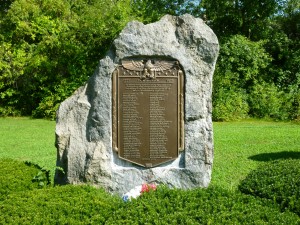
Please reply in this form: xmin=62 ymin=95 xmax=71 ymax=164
xmin=55 ymin=14 xmax=219 ymax=195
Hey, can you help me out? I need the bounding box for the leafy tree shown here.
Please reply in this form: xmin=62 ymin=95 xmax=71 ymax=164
xmin=265 ymin=0 xmax=300 ymax=89
xmin=0 ymin=0 xmax=134 ymax=118
xmin=200 ymin=0 xmax=299 ymax=120
xmin=212 ymin=35 xmax=272 ymax=120
xmin=279 ymin=0 xmax=300 ymax=40
xmin=198 ymin=0 xmax=284 ymax=40
xmin=261 ymin=1 xmax=300 ymax=120
xmin=0 ymin=0 xmax=299 ymax=121
xmin=131 ymin=0 xmax=197 ymax=23
xmin=0 ymin=0 xmax=14 ymax=17
xmin=214 ymin=35 xmax=271 ymax=90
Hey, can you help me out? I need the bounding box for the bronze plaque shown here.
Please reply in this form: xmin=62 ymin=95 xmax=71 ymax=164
xmin=112 ymin=58 xmax=184 ymax=167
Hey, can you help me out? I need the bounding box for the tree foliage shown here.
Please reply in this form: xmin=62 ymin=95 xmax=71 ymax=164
xmin=201 ymin=0 xmax=299 ymax=120
xmin=197 ymin=0 xmax=284 ymax=40
xmin=0 ymin=0 xmax=134 ymax=118
xmin=212 ymin=35 xmax=273 ymax=121
xmin=0 ymin=0 xmax=299 ymax=120
xmin=131 ymin=0 xmax=198 ymax=23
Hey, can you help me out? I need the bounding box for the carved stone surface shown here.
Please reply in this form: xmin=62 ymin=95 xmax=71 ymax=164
xmin=112 ymin=58 xmax=184 ymax=168
xmin=55 ymin=14 xmax=219 ymax=195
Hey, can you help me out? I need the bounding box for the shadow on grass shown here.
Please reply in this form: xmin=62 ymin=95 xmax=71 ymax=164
xmin=249 ymin=151 xmax=300 ymax=162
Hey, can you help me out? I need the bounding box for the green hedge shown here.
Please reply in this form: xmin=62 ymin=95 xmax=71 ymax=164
xmin=0 ymin=159 xmax=50 ymax=200
xmin=1 ymin=158 xmax=299 ymax=224
xmin=239 ymin=159 xmax=300 ymax=216
xmin=1 ymin=185 xmax=299 ymax=224
xmin=0 ymin=185 xmax=122 ymax=224
xmin=106 ymin=187 xmax=299 ymax=225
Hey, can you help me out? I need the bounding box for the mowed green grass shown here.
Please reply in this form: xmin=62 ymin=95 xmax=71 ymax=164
xmin=212 ymin=119 xmax=300 ymax=190
xmin=0 ymin=117 xmax=299 ymax=190
xmin=0 ymin=117 xmax=56 ymax=171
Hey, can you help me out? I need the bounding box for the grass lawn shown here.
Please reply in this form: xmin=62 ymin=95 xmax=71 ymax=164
xmin=212 ymin=119 xmax=300 ymax=190
xmin=0 ymin=117 xmax=299 ymax=190
xmin=0 ymin=117 xmax=56 ymax=173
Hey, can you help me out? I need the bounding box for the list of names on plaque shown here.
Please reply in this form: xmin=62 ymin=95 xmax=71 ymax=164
xmin=149 ymin=93 xmax=171 ymax=159
xmin=120 ymin=78 xmax=177 ymax=162
xmin=113 ymin=59 xmax=184 ymax=167
xmin=121 ymin=93 xmax=142 ymax=159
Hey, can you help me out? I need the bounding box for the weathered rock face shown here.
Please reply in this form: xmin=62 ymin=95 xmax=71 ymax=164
xmin=55 ymin=14 xmax=219 ymax=195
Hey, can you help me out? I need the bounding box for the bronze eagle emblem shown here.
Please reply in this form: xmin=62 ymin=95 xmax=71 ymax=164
xmin=122 ymin=59 xmax=176 ymax=79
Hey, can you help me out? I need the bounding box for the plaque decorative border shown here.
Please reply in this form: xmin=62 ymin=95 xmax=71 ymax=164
xmin=112 ymin=58 xmax=184 ymax=167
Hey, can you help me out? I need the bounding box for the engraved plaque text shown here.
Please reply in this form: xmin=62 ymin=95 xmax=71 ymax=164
xmin=112 ymin=58 xmax=184 ymax=167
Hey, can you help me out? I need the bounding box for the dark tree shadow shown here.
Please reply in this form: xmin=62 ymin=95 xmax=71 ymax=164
xmin=249 ymin=151 xmax=300 ymax=162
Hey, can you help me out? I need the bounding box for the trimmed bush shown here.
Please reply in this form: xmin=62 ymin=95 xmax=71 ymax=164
xmin=0 ymin=159 xmax=50 ymax=200
xmin=1 ymin=183 xmax=299 ymax=224
xmin=1 ymin=158 xmax=299 ymax=224
xmin=0 ymin=185 xmax=122 ymax=224
xmin=239 ymin=159 xmax=300 ymax=215
xmin=106 ymin=186 xmax=299 ymax=224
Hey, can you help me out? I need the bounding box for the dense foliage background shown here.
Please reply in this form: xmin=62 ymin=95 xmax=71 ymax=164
xmin=0 ymin=0 xmax=299 ymax=120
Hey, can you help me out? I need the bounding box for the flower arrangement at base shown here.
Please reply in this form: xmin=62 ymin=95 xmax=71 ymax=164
xmin=140 ymin=183 xmax=157 ymax=193
xmin=122 ymin=183 xmax=157 ymax=202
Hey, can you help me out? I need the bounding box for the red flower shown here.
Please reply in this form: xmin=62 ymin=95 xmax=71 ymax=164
xmin=149 ymin=183 xmax=157 ymax=191
xmin=140 ymin=183 xmax=157 ymax=194
xmin=141 ymin=184 xmax=149 ymax=193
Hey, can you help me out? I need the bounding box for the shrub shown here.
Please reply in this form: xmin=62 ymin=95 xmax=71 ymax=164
xmin=213 ymin=87 xmax=249 ymax=121
xmin=248 ymin=82 xmax=288 ymax=119
xmin=0 ymin=185 xmax=122 ymax=224
xmin=239 ymin=159 xmax=300 ymax=216
xmin=106 ymin=186 xmax=299 ymax=224
xmin=0 ymin=159 xmax=50 ymax=200
xmin=215 ymin=35 xmax=271 ymax=90
xmin=285 ymin=81 xmax=300 ymax=121
xmin=1 ymin=158 xmax=299 ymax=224
xmin=212 ymin=35 xmax=271 ymax=121
xmin=0 ymin=106 xmax=21 ymax=117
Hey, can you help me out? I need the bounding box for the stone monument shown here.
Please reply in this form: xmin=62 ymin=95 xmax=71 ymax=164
xmin=55 ymin=14 xmax=219 ymax=195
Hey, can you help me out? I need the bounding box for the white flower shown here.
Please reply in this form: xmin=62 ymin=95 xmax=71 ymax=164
xmin=122 ymin=185 xmax=142 ymax=201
